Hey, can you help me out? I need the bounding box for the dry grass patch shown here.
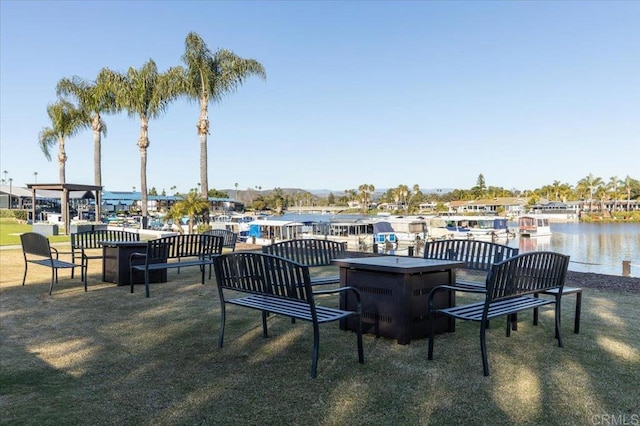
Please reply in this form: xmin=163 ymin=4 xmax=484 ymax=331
xmin=1 ymin=248 xmax=639 ymax=425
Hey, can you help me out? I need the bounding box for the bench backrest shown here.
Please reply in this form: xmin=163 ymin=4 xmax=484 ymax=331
xmin=203 ymin=229 xmax=238 ymax=250
xmin=143 ymin=234 xmax=224 ymax=262
xmin=71 ymin=229 xmax=140 ymax=249
xmin=486 ymin=251 xmax=570 ymax=302
xmin=214 ymin=252 xmax=314 ymax=304
xmin=262 ymin=239 xmax=346 ymax=267
xmin=21 ymin=232 xmax=52 ymax=258
xmin=423 ymin=239 xmax=519 ymax=272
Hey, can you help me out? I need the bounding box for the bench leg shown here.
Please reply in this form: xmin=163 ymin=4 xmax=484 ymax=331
xmin=311 ymin=323 xmax=320 ymax=378
xmin=22 ymin=263 xmax=28 ymax=286
xmin=218 ymin=305 xmax=226 ymax=348
xmin=480 ymin=322 xmax=490 ymax=376
xmin=145 ymin=270 xmax=151 ymax=298
xmin=262 ymin=311 xmax=269 ymax=338
xmin=574 ymin=291 xmax=581 ymax=333
xmin=555 ymin=296 xmax=563 ymax=347
xmin=49 ymin=268 xmax=55 ymax=295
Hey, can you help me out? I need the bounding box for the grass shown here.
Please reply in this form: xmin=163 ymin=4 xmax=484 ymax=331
xmin=0 ymin=218 xmax=69 ymax=246
xmin=1 ymin=248 xmax=639 ymax=425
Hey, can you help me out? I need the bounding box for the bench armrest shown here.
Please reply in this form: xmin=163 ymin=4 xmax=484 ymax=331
xmin=130 ymin=252 xmax=147 ymax=266
xmin=313 ymin=286 xmax=362 ymax=313
xmin=427 ymin=284 xmax=486 ymax=311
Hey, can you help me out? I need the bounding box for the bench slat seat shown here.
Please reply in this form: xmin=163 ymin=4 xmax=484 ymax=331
xmin=228 ymin=295 xmax=356 ymax=323
xmin=428 ymin=251 xmax=570 ymax=376
xmin=214 ymin=252 xmax=364 ymax=378
xmin=440 ymin=296 xmax=556 ymax=321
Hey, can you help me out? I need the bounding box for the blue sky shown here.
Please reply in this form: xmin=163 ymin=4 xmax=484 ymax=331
xmin=1 ymin=0 xmax=638 ymax=195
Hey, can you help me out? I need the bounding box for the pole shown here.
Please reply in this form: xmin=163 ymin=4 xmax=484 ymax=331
xmin=8 ymin=178 xmax=12 ymax=210
xmin=622 ymin=260 xmax=631 ymax=277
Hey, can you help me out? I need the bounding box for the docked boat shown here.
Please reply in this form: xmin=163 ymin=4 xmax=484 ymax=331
xmin=518 ymin=215 xmax=552 ymax=237
xmin=245 ymin=219 xmax=305 ymax=245
xmin=428 ymin=216 xmax=514 ymax=240
xmin=383 ymin=216 xmax=429 ymax=242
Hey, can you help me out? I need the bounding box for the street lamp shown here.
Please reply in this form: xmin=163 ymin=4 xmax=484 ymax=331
xmin=8 ymin=177 xmax=12 ymax=210
xmin=2 ymin=170 xmax=7 ymax=184
xmin=34 ymin=172 xmax=38 ymax=183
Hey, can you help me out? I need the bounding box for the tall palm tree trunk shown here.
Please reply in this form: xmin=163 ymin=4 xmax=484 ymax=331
xmin=138 ymin=116 xmax=150 ymax=228
xmin=58 ymin=137 xmax=67 ymax=184
xmin=198 ymin=100 xmax=209 ymax=198
xmin=93 ymin=114 xmax=103 ymax=187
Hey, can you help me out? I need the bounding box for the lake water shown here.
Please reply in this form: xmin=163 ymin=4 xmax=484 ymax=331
xmin=278 ymin=214 xmax=640 ymax=277
xmin=507 ymin=222 xmax=640 ymax=277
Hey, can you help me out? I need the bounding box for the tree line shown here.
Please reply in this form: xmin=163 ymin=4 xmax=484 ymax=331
xmin=241 ymin=173 xmax=640 ymax=214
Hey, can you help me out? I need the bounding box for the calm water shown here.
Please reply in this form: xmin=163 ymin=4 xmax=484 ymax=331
xmin=278 ymin=214 xmax=640 ymax=277
xmin=506 ymin=222 xmax=640 ymax=277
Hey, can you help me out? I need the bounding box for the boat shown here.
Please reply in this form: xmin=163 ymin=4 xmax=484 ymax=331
xmin=372 ymin=221 xmax=398 ymax=247
xmin=383 ymin=216 xmax=429 ymax=242
xmin=245 ymin=219 xmax=305 ymax=245
xmin=518 ymin=215 xmax=552 ymax=237
xmin=467 ymin=217 xmax=514 ymax=239
xmin=428 ymin=216 xmax=514 ymax=240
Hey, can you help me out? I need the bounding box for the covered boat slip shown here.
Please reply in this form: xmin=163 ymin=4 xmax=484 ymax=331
xmin=246 ymin=219 xmax=305 ymax=245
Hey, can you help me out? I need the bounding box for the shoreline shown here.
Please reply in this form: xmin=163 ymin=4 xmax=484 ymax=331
xmin=234 ymin=242 xmax=640 ymax=293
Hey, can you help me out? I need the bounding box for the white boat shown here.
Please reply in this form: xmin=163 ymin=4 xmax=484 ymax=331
xmin=245 ymin=219 xmax=305 ymax=245
xmin=383 ymin=216 xmax=429 ymax=242
xmin=518 ymin=215 xmax=552 ymax=237
xmin=428 ymin=216 xmax=514 ymax=240
xmin=467 ymin=217 xmax=514 ymax=239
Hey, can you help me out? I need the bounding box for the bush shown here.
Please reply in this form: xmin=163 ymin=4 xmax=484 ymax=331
xmin=0 ymin=209 xmax=28 ymax=221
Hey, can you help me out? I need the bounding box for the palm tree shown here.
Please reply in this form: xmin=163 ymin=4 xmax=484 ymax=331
xmin=100 ymin=59 xmax=184 ymax=228
xmin=577 ymin=173 xmax=603 ymax=212
xmin=172 ymin=190 xmax=210 ymax=234
xmin=622 ymin=175 xmax=637 ymax=212
xmin=56 ymin=75 xmax=114 ymax=188
xmin=607 ymin=176 xmax=622 ymax=212
xmin=38 ymin=99 xmax=90 ymax=184
xmin=181 ymin=32 xmax=266 ymax=199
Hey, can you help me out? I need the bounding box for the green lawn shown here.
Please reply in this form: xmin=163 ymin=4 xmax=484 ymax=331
xmin=0 ymin=217 xmax=69 ymax=246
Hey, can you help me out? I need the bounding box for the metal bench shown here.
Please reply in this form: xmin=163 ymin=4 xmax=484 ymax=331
xmin=262 ymin=238 xmax=347 ymax=286
xmin=428 ymin=251 xmax=570 ymax=376
xmin=423 ymin=239 xmax=519 ymax=289
xmin=213 ymin=252 xmax=364 ymax=378
xmin=424 ymin=238 xmax=582 ymax=334
xmin=129 ymin=234 xmax=224 ymax=297
xmin=203 ymin=229 xmax=238 ymax=251
xmin=71 ymin=229 xmax=140 ymax=281
xmin=21 ymin=232 xmax=84 ymax=295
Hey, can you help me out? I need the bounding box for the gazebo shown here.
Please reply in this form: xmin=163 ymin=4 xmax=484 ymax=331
xmin=27 ymin=183 xmax=103 ymax=235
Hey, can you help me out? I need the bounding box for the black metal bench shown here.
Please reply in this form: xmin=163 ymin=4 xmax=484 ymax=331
xmin=213 ymin=252 xmax=364 ymax=378
xmin=71 ymin=229 xmax=140 ymax=280
xmin=203 ymin=229 xmax=238 ymax=251
xmin=20 ymin=232 xmax=84 ymax=295
xmin=428 ymin=251 xmax=570 ymax=376
xmin=129 ymin=234 xmax=224 ymax=297
xmin=262 ymin=238 xmax=347 ymax=286
xmin=424 ymin=238 xmax=582 ymax=334
xmin=423 ymin=239 xmax=519 ymax=289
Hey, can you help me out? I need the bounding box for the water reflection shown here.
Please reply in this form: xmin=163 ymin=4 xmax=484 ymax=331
xmin=507 ymin=223 xmax=640 ymax=277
